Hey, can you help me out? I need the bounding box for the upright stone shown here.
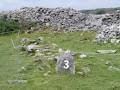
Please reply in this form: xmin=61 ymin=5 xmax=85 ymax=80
xmin=56 ymin=51 xmax=75 ymax=74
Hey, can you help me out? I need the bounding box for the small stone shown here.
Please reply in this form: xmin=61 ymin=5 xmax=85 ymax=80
xmin=8 ymin=80 xmax=28 ymax=84
xmin=54 ymin=56 xmax=58 ymax=61
xmin=51 ymin=43 xmax=57 ymax=48
xmin=111 ymin=39 xmax=120 ymax=44
xmin=58 ymin=48 xmax=64 ymax=53
xmin=108 ymin=66 xmax=120 ymax=72
xmin=21 ymin=66 xmax=25 ymax=70
xmin=116 ymin=40 xmax=120 ymax=43
xmin=46 ymin=23 xmax=50 ymax=27
xmin=77 ymin=72 xmax=84 ymax=76
xmin=105 ymin=61 xmax=112 ymax=66
xmin=81 ymin=67 xmax=91 ymax=74
xmin=38 ymin=37 xmax=43 ymax=41
xmin=16 ymin=45 xmax=26 ymax=51
xmin=80 ymin=54 xmax=87 ymax=58
xmin=20 ymin=38 xmax=30 ymax=45
xmin=43 ymin=71 xmax=51 ymax=76
xmin=26 ymin=44 xmax=39 ymax=52
xmin=17 ymin=66 xmax=26 ymax=73
xmin=111 ymin=39 xmax=117 ymax=44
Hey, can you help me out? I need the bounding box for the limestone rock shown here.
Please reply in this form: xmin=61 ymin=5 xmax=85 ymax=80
xmin=96 ymin=50 xmax=117 ymax=54
xmin=96 ymin=24 xmax=120 ymax=43
xmin=8 ymin=80 xmax=28 ymax=84
xmin=108 ymin=66 xmax=120 ymax=72
xmin=80 ymin=54 xmax=87 ymax=58
xmin=26 ymin=44 xmax=39 ymax=52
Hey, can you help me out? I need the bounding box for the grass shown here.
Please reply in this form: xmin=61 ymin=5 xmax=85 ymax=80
xmin=0 ymin=30 xmax=120 ymax=90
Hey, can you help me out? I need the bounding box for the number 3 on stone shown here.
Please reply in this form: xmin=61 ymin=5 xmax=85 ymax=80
xmin=64 ymin=60 xmax=69 ymax=69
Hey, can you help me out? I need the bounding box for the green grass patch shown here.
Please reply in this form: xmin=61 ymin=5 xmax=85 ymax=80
xmin=0 ymin=30 xmax=120 ymax=90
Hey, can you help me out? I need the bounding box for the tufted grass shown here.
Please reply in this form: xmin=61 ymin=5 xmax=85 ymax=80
xmin=0 ymin=30 xmax=120 ymax=90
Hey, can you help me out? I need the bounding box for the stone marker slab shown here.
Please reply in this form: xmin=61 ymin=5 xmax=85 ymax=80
xmin=56 ymin=51 xmax=75 ymax=74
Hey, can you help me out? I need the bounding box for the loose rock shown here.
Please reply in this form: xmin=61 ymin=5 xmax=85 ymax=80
xmin=8 ymin=80 xmax=28 ymax=84
xmin=80 ymin=54 xmax=87 ymax=58
xmin=96 ymin=50 xmax=117 ymax=54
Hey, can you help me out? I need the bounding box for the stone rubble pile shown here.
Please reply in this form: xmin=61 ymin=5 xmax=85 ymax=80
xmin=2 ymin=7 xmax=103 ymax=31
xmin=102 ymin=11 xmax=120 ymax=26
xmin=1 ymin=7 xmax=120 ymax=42
xmin=96 ymin=11 xmax=120 ymax=43
xmin=96 ymin=24 xmax=120 ymax=43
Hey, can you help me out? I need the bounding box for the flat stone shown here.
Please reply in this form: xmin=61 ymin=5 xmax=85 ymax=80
xmin=8 ymin=80 xmax=28 ymax=84
xmin=26 ymin=44 xmax=39 ymax=52
xmin=105 ymin=61 xmax=112 ymax=66
xmin=80 ymin=54 xmax=87 ymax=58
xmin=108 ymin=66 xmax=120 ymax=72
xmin=96 ymin=50 xmax=117 ymax=54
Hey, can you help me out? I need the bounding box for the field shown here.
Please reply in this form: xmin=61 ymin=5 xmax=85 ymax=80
xmin=0 ymin=30 xmax=120 ymax=90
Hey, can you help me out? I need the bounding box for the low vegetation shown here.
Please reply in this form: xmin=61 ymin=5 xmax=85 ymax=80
xmin=0 ymin=16 xmax=38 ymax=35
xmin=0 ymin=17 xmax=21 ymax=35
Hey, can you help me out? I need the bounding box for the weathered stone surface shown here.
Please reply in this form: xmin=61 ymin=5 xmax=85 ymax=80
xmin=26 ymin=44 xmax=39 ymax=52
xmin=56 ymin=50 xmax=75 ymax=74
xmin=108 ymin=66 xmax=120 ymax=72
xmin=8 ymin=80 xmax=28 ymax=84
xmin=16 ymin=45 xmax=26 ymax=51
xmin=96 ymin=50 xmax=117 ymax=54
xmin=105 ymin=61 xmax=113 ymax=66
xmin=80 ymin=54 xmax=87 ymax=58
xmin=20 ymin=38 xmax=30 ymax=45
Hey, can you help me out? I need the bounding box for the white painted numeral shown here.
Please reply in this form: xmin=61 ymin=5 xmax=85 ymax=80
xmin=64 ymin=60 xmax=69 ymax=69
